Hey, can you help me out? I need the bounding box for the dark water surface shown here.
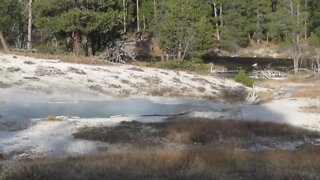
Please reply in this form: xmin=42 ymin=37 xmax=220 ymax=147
xmin=204 ymin=56 xmax=294 ymax=72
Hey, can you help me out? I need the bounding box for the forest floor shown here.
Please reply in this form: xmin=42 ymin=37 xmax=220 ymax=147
xmin=0 ymin=53 xmax=320 ymax=179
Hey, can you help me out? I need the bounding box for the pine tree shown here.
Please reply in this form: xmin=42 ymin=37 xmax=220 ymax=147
xmin=35 ymin=0 xmax=121 ymax=56
xmin=156 ymin=0 xmax=213 ymax=60
xmin=0 ymin=0 xmax=24 ymax=51
xmin=0 ymin=0 xmax=11 ymax=52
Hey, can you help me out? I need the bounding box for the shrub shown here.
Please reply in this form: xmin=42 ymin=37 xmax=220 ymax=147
xmin=221 ymin=87 xmax=248 ymax=103
xmin=36 ymin=43 xmax=55 ymax=54
xmin=234 ymin=69 xmax=255 ymax=87
xmin=308 ymin=33 xmax=320 ymax=47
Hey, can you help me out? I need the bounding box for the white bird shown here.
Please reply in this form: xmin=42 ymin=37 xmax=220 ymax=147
xmin=252 ymin=63 xmax=258 ymax=67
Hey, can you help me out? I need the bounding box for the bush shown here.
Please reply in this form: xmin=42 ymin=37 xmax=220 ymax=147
xmin=36 ymin=43 xmax=55 ymax=54
xmin=235 ymin=69 xmax=255 ymax=87
xmin=308 ymin=33 xmax=320 ymax=47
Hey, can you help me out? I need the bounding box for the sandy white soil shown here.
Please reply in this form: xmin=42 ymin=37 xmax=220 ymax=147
xmin=0 ymin=116 xmax=167 ymax=159
xmin=0 ymin=53 xmax=242 ymax=99
xmin=0 ymin=53 xmax=320 ymax=160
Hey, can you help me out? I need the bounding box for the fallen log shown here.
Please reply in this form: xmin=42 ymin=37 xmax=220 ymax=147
xmin=11 ymin=48 xmax=38 ymax=53
xmin=99 ymin=40 xmax=137 ymax=64
xmin=252 ymin=70 xmax=287 ymax=79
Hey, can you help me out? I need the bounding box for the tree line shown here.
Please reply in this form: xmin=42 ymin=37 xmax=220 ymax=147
xmin=0 ymin=0 xmax=320 ymax=61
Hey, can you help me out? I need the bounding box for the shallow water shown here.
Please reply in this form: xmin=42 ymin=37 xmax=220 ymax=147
xmin=0 ymin=97 xmax=214 ymax=125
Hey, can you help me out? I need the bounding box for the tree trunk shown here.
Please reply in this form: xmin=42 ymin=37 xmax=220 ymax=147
xmin=87 ymin=34 xmax=93 ymax=57
xmin=177 ymin=43 xmax=182 ymax=61
xmin=143 ymin=15 xmax=146 ymax=31
xmin=153 ymin=0 xmax=157 ymax=21
xmin=220 ymin=3 xmax=223 ymax=27
xmin=27 ymin=0 xmax=33 ymax=50
xmin=256 ymin=1 xmax=261 ymax=44
xmin=136 ymin=0 xmax=140 ymax=32
xmin=214 ymin=3 xmax=220 ymax=41
xmin=0 ymin=30 xmax=10 ymax=52
xmin=123 ymin=0 xmax=127 ymax=33
xmin=73 ymin=30 xmax=81 ymax=56
xmin=304 ymin=0 xmax=308 ymax=40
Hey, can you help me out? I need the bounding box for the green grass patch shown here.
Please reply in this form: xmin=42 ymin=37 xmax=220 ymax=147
xmin=235 ymin=69 xmax=255 ymax=87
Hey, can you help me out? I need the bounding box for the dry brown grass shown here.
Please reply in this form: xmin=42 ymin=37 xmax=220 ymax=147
xmin=220 ymin=87 xmax=248 ymax=103
xmin=300 ymin=105 xmax=320 ymax=113
xmin=45 ymin=116 xmax=63 ymax=122
xmin=292 ymin=86 xmax=320 ymax=98
xmin=131 ymin=61 xmax=152 ymax=67
xmin=257 ymin=77 xmax=320 ymax=89
xmin=254 ymin=91 xmax=275 ymax=104
xmin=73 ymin=117 xmax=320 ymax=148
xmin=2 ymin=147 xmax=320 ymax=180
xmin=3 ymin=118 xmax=320 ymax=179
xmin=3 ymin=51 xmax=110 ymax=66
xmin=257 ymin=77 xmax=320 ymax=99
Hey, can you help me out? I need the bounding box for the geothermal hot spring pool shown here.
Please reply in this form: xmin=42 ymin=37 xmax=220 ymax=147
xmin=0 ymin=93 xmax=225 ymax=128
xmin=0 ymin=94 xmax=235 ymax=158
xmin=1 ymin=93 xmax=317 ymax=158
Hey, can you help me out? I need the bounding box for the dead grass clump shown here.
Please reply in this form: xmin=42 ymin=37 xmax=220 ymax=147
xmin=120 ymin=79 xmax=131 ymax=85
xmin=68 ymin=67 xmax=86 ymax=75
xmin=254 ymin=91 xmax=274 ymax=104
xmin=149 ymin=87 xmax=172 ymax=96
xmin=35 ymin=66 xmax=65 ymax=76
xmin=172 ymin=77 xmax=181 ymax=83
xmin=45 ymin=116 xmax=63 ymax=122
xmin=24 ymin=61 xmax=36 ymax=65
xmin=142 ymin=77 xmax=161 ymax=85
xmin=0 ymin=152 xmax=5 ymax=160
xmin=7 ymin=67 xmax=21 ymax=72
xmin=88 ymin=85 xmax=106 ymax=93
xmin=191 ymin=78 xmax=210 ymax=84
xmin=73 ymin=121 xmax=167 ymax=146
xmin=197 ymin=86 xmax=206 ymax=93
xmin=220 ymin=87 xmax=248 ymax=103
xmin=108 ymin=84 xmax=121 ymax=89
xmin=118 ymin=89 xmax=131 ymax=97
xmin=127 ymin=67 xmax=144 ymax=72
xmin=0 ymin=81 xmax=11 ymax=88
xmin=300 ymin=105 xmax=320 ymax=113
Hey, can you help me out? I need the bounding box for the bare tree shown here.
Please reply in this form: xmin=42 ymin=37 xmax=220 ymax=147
xmin=123 ymin=0 xmax=127 ymax=33
xmin=27 ymin=0 xmax=33 ymax=50
xmin=304 ymin=0 xmax=308 ymax=40
xmin=136 ymin=0 xmax=140 ymax=32
xmin=213 ymin=3 xmax=220 ymax=41
xmin=0 ymin=30 xmax=10 ymax=52
xmin=153 ymin=0 xmax=157 ymax=20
